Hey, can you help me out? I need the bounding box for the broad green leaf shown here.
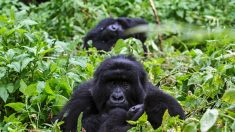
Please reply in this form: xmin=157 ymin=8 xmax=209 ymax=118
xmin=176 ymin=10 xmax=184 ymax=18
xmin=222 ymin=89 xmax=235 ymax=104
xmin=227 ymin=103 xmax=235 ymax=112
xmin=0 ymin=16 xmax=8 ymax=23
xmin=20 ymin=82 xmax=38 ymax=97
xmin=0 ymin=67 xmax=6 ymax=79
xmin=188 ymin=73 xmax=202 ymax=85
xmin=0 ymin=27 xmax=7 ymax=35
xmin=232 ymin=121 xmax=235 ymax=131
xmin=183 ymin=122 xmax=197 ymax=132
xmin=200 ymin=109 xmax=219 ymax=132
xmin=137 ymin=112 xmax=147 ymax=123
xmin=0 ymin=85 xmax=9 ymax=102
xmin=5 ymin=102 xmax=25 ymax=112
xmin=21 ymin=57 xmax=33 ymax=71
xmin=204 ymin=73 xmax=213 ymax=82
xmin=37 ymin=81 xmax=45 ymax=94
xmin=162 ymin=110 xmax=170 ymax=127
xmin=112 ymin=39 xmax=127 ymax=53
xmin=24 ymin=83 xmax=38 ymax=97
xmin=6 ymin=83 xmax=14 ymax=93
xmin=23 ymin=46 xmax=37 ymax=55
xmin=6 ymin=49 xmax=15 ymax=59
xmin=69 ymin=57 xmax=87 ymax=68
xmin=45 ymin=82 xmax=54 ymax=95
xmin=54 ymin=94 xmax=68 ymax=107
xmin=127 ymin=120 xmax=137 ymax=125
xmin=19 ymin=79 xmax=27 ymax=94
xmin=24 ymin=33 xmax=34 ymax=42
xmin=7 ymin=62 xmax=21 ymax=72
xmin=67 ymin=72 xmax=82 ymax=82
xmin=20 ymin=19 xmax=38 ymax=26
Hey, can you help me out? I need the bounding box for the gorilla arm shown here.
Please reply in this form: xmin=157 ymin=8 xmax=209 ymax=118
xmin=144 ymin=85 xmax=185 ymax=129
xmin=56 ymin=81 xmax=94 ymax=132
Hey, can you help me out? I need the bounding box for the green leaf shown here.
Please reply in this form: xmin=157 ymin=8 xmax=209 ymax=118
xmin=232 ymin=121 xmax=235 ymax=131
xmin=0 ymin=67 xmax=6 ymax=79
xmin=69 ymin=57 xmax=87 ymax=68
xmin=222 ymin=89 xmax=235 ymax=104
xmin=112 ymin=39 xmax=127 ymax=53
xmin=127 ymin=120 xmax=137 ymax=125
xmin=19 ymin=79 xmax=27 ymax=94
xmin=183 ymin=122 xmax=197 ymax=132
xmin=176 ymin=10 xmax=184 ymax=18
xmin=5 ymin=102 xmax=25 ymax=112
xmin=0 ymin=85 xmax=9 ymax=102
xmin=200 ymin=109 xmax=219 ymax=132
xmin=20 ymin=19 xmax=38 ymax=26
xmin=7 ymin=62 xmax=21 ymax=72
xmin=37 ymin=81 xmax=45 ymax=94
xmin=20 ymin=81 xmax=38 ymax=97
xmin=24 ymin=83 xmax=38 ymax=97
xmin=227 ymin=103 xmax=235 ymax=112
xmin=161 ymin=110 xmax=170 ymax=128
xmin=21 ymin=57 xmax=33 ymax=71
xmin=137 ymin=112 xmax=147 ymax=123
xmin=54 ymin=94 xmax=68 ymax=107
xmin=45 ymin=82 xmax=55 ymax=95
xmin=23 ymin=46 xmax=37 ymax=55
xmin=188 ymin=73 xmax=202 ymax=85
xmin=6 ymin=83 xmax=14 ymax=93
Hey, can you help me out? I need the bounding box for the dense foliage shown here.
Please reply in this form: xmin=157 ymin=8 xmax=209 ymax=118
xmin=0 ymin=0 xmax=234 ymax=131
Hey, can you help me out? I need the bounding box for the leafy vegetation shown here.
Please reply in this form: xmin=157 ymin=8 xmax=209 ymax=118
xmin=0 ymin=0 xmax=234 ymax=131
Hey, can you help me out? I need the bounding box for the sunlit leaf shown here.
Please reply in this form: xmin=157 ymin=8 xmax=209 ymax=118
xmin=0 ymin=85 xmax=9 ymax=102
xmin=7 ymin=62 xmax=21 ymax=72
xmin=20 ymin=19 xmax=38 ymax=26
xmin=222 ymin=89 xmax=235 ymax=104
xmin=200 ymin=109 xmax=219 ymax=132
xmin=0 ymin=67 xmax=6 ymax=79
xmin=5 ymin=102 xmax=25 ymax=112
xmin=183 ymin=122 xmax=197 ymax=132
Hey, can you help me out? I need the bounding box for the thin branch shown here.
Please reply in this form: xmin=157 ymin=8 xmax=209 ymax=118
xmin=149 ymin=0 xmax=163 ymax=51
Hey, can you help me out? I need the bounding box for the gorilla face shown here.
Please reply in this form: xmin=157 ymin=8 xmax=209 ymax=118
xmin=91 ymin=56 xmax=147 ymax=112
xmin=105 ymin=80 xmax=130 ymax=110
xmin=83 ymin=17 xmax=148 ymax=52
xmin=100 ymin=22 xmax=124 ymax=39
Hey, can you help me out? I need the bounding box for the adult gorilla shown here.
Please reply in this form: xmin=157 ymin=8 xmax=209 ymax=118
xmin=83 ymin=17 xmax=148 ymax=53
xmin=55 ymin=55 xmax=185 ymax=132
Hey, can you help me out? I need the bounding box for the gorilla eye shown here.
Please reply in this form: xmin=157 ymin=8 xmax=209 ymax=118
xmin=123 ymin=82 xmax=130 ymax=90
xmin=110 ymin=81 xmax=116 ymax=85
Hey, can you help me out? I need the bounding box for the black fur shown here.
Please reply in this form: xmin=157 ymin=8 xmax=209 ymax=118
xmin=83 ymin=17 xmax=148 ymax=53
xmin=55 ymin=55 xmax=185 ymax=132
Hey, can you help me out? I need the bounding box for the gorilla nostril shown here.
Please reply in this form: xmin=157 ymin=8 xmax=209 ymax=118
xmin=117 ymin=96 xmax=124 ymax=101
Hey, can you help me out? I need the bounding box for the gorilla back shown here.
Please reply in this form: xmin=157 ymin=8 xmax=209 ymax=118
xmin=55 ymin=55 xmax=185 ymax=132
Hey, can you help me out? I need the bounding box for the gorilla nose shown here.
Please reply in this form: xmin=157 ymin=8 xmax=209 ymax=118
xmin=110 ymin=93 xmax=125 ymax=103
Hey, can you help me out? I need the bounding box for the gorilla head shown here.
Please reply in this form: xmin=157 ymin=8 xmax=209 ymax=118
xmin=55 ymin=55 xmax=185 ymax=132
xmin=83 ymin=17 xmax=148 ymax=52
xmin=92 ymin=56 xmax=147 ymax=112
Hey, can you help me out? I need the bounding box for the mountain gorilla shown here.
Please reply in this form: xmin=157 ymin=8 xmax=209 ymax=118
xmin=55 ymin=55 xmax=185 ymax=132
xmin=83 ymin=17 xmax=148 ymax=53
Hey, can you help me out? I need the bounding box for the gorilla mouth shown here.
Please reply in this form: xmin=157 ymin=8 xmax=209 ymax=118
xmin=107 ymin=100 xmax=129 ymax=110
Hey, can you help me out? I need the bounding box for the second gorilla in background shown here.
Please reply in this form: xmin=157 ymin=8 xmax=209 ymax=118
xmin=83 ymin=17 xmax=148 ymax=53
